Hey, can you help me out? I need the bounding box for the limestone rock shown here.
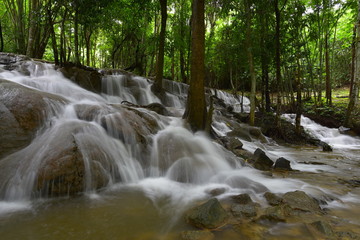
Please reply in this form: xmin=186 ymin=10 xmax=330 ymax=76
xmin=283 ymin=191 xmax=321 ymax=213
xmin=186 ymin=198 xmax=229 ymax=229
xmin=264 ymin=192 xmax=283 ymax=206
xmin=250 ymin=148 xmax=273 ymax=171
xmin=273 ymin=157 xmax=292 ymax=171
xmin=231 ymin=203 xmax=259 ymax=218
xmin=309 ymin=220 xmax=334 ymax=236
xmin=231 ymin=193 xmax=252 ymax=205
xmin=0 ymin=79 xmax=67 ymax=159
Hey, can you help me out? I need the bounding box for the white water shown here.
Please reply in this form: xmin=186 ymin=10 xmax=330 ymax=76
xmin=0 ymin=60 xmax=304 ymax=206
xmin=1 ymin=59 xmax=360 ymax=239
xmin=283 ymin=113 xmax=360 ymax=149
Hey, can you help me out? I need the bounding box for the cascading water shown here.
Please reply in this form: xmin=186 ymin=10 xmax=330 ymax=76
xmin=0 ymin=58 xmax=359 ymax=239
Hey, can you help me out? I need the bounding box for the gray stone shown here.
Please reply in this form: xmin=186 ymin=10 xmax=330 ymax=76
xmin=264 ymin=192 xmax=283 ymax=206
xmin=186 ymin=198 xmax=229 ymax=229
xmin=273 ymin=157 xmax=292 ymax=171
xmin=283 ymin=191 xmax=321 ymax=212
xmin=231 ymin=193 xmax=252 ymax=204
xmin=258 ymin=205 xmax=291 ymax=222
xmin=231 ymin=203 xmax=259 ymax=218
xmin=251 ymin=148 xmax=274 ymax=171
xmin=309 ymin=220 xmax=334 ymax=236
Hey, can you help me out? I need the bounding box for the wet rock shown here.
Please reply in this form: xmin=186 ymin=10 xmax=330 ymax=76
xmin=258 ymin=205 xmax=291 ymax=222
xmin=264 ymin=192 xmax=283 ymax=206
xmin=248 ymin=127 xmax=262 ymax=138
xmin=250 ymin=148 xmax=273 ymax=171
xmin=309 ymin=220 xmax=334 ymax=236
xmin=283 ymin=191 xmax=321 ymax=213
xmin=224 ymin=176 xmax=269 ymax=193
xmin=339 ymin=126 xmax=351 ymax=134
xmin=0 ymin=53 xmax=30 ymax=65
xmin=231 ymin=202 xmax=259 ymax=218
xmin=59 ymin=64 xmax=102 ymax=93
xmin=101 ymin=105 xmax=160 ymax=146
xmin=273 ymin=157 xmax=292 ymax=171
xmin=186 ymin=198 xmax=229 ymax=229
xmin=36 ymin=122 xmax=114 ymax=196
xmin=207 ymin=188 xmax=227 ymax=196
xmin=143 ymin=102 xmax=170 ymax=116
xmin=338 ymin=179 xmax=360 ymax=188
xmin=231 ymin=193 xmax=252 ymax=205
xmin=180 ymin=230 xmax=215 ymax=240
xmin=319 ymin=141 xmax=333 ymax=152
xmin=221 ymin=137 xmax=243 ymax=151
xmin=0 ymin=79 xmax=67 ymax=159
xmin=227 ymin=128 xmax=252 ymax=142
xmin=336 ymin=231 xmax=360 ymax=240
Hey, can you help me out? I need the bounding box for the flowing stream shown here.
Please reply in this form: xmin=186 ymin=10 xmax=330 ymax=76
xmin=0 ymin=60 xmax=359 ymax=239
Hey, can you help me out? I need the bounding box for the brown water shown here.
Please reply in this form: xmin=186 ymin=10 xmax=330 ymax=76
xmin=1 ymin=147 xmax=360 ymax=240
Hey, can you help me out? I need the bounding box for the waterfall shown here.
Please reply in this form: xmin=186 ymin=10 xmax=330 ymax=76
xmin=0 ymin=58 xmax=352 ymax=216
xmin=282 ymin=114 xmax=360 ymax=149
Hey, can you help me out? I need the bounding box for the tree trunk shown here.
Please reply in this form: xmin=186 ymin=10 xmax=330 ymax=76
xmin=345 ymin=6 xmax=360 ymax=127
xmin=154 ymin=0 xmax=167 ymax=90
xmin=350 ymin=25 xmax=356 ymax=98
xmin=74 ymin=7 xmax=80 ymax=65
xmin=259 ymin=9 xmax=270 ymax=112
xmin=295 ymin=59 xmax=302 ymax=134
xmin=0 ymin=21 xmax=4 ymax=52
xmin=26 ymin=0 xmax=39 ymax=57
xmin=183 ymin=0 xmax=207 ymax=132
xmin=325 ymin=33 xmax=332 ymax=105
xmin=47 ymin=7 xmax=59 ymax=65
xmin=245 ymin=0 xmax=256 ymax=126
xmin=84 ymin=28 xmax=92 ymax=67
xmin=274 ymin=0 xmax=282 ymax=127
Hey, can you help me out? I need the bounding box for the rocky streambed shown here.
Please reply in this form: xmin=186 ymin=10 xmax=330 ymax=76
xmin=0 ymin=53 xmax=359 ymax=239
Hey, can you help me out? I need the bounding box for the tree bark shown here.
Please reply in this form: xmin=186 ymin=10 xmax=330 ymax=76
xmin=47 ymin=7 xmax=59 ymax=65
xmin=274 ymin=0 xmax=282 ymax=127
xmin=74 ymin=6 xmax=80 ymax=65
xmin=183 ymin=0 xmax=207 ymax=132
xmin=26 ymin=0 xmax=39 ymax=57
xmin=154 ymin=0 xmax=167 ymax=90
xmin=345 ymin=4 xmax=360 ymax=127
xmin=325 ymin=33 xmax=332 ymax=105
xmin=245 ymin=0 xmax=256 ymax=126
xmin=295 ymin=59 xmax=302 ymax=134
xmin=0 ymin=21 xmax=4 ymax=52
xmin=350 ymin=25 xmax=356 ymax=98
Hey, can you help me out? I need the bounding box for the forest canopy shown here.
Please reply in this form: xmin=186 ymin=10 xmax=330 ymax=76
xmin=0 ymin=0 xmax=358 ymax=96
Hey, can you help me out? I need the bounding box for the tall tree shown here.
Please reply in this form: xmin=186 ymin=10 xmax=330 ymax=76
xmin=274 ymin=0 xmax=283 ymax=127
xmin=345 ymin=0 xmax=360 ymax=127
xmin=0 ymin=20 xmax=3 ymax=52
xmin=26 ymin=0 xmax=39 ymax=57
xmin=245 ymin=0 xmax=256 ymax=126
xmin=152 ymin=0 xmax=168 ymax=98
xmin=183 ymin=0 xmax=207 ymax=132
xmin=4 ymin=0 xmax=26 ymax=54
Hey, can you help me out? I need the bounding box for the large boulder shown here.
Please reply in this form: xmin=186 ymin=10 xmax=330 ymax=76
xmin=250 ymin=148 xmax=274 ymax=171
xmin=282 ymin=191 xmax=321 ymax=213
xmin=59 ymin=64 xmax=102 ymax=93
xmin=186 ymin=198 xmax=229 ymax=229
xmin=0 ymin=79 xmax=67 ymax=159
xmin=273 ymin=157 xmax=292 ymax=171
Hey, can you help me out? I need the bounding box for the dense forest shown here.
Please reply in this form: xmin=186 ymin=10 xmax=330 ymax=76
xmin=0 ymin=0 xmax=359 ymax=130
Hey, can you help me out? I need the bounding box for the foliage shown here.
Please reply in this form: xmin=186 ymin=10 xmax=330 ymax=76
xmin=0 ymin=0 xmax=357 ymax=108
